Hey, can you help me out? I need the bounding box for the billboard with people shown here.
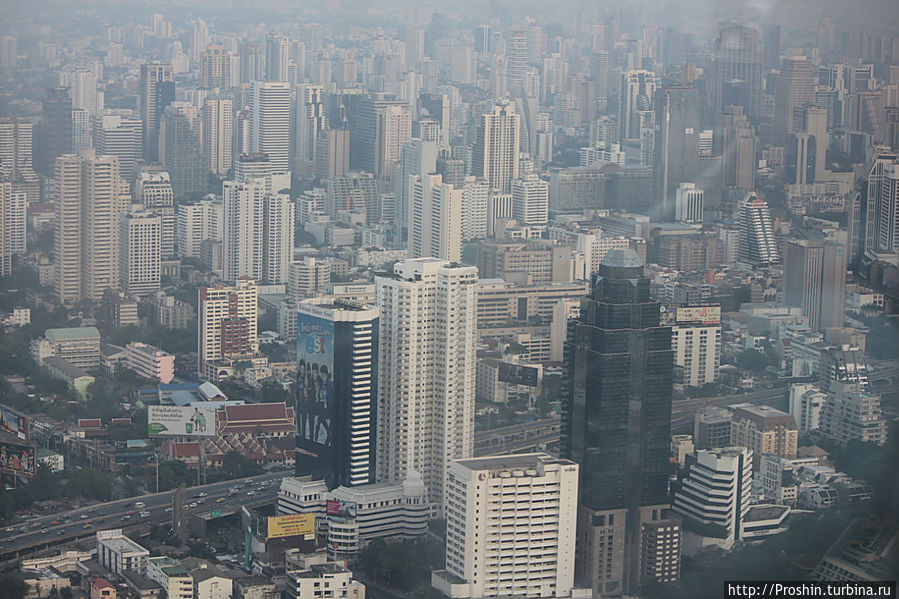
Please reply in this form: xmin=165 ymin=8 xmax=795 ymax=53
xmin=296 ymin=314 xmax=335 ymax=457
xmin=0 ymin=440 xmax=36 ymax=476
xmin=148 ymin=405 xmax=216 ymax=436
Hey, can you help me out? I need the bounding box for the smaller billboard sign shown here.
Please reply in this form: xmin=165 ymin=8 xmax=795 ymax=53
xmin=675 ymin=305 xmax=721 ymax=324
xmin=148 ymin=405 xmax=216 ymax=436
xmin=0 ymin=441 xmax=36 ymax=476
xmin=267 ymin=513 xmax=315 ymax=539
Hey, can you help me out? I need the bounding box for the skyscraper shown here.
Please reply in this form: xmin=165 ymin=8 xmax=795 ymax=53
xmin=199 ymin=45 xmax=232 ymax=89
xmin=511 ymin=173 xmax=549 ymax=225
xmin=472 ymin=101 xmax=520 ymax=193
xmin=507 ymin=31 xmax=528 ymax=92
xmin=563 ymin=249 xmax=681 ymax=595
xmin=222 ymin=178 xmax=266 ymax=282
xmin=134 ymin=171 xmax=175 ymax=259
xmin=407 ymin=174 xmax=462 ymax=262
xmin=713 ymin=22 xmax=763 ymax=120
xmin=139 ymin=63 xmax=174 ymax=161
xmin=395 ymin=139 xmax=438 ymax=240
xmin=295 ymin=298 xmax=379 ymax=488
xmin=784 ymin=238 xmax=847 ymax=332
xmin=375 ymin=258 xmax=478 ymax=513
xmin=715 ymin=105 xmax=756 ymax=191
xmin=294 ymin=84 xmax=327 ymax=176
xmin=773 ymin=57 xmax=816 ymax=144
xmin=349 ymin=94 xmax=413 ymax=179
xmin=875 ymin=162 xmax=899 ymax=251
xmin=262 ymin=193 xmax=294 ymax=284
xmin=618 ymin=70 xmax=659 ymax=143
xmin=738 ymin=194 xmax=779 ymax=265
xmin=265 ymin=32 xmax=289 ymax=83
xmin=36 ymin=87 xmax=73 ymax=177
xmin=250 ymin=81 xmax=291 ymax=175
xmin=198 ymin=278 xmax=258 ymax=380
xmin=159 ymin=103 xmax=206 ymax=199
xmin=54 ymin=150 xmax=129 ymax=303
xmin=0 ymin=182 xmax=27 ymax=276
xmin=92 ymin=112 xmax=142 ymax=181
xmin=119 ymin=210 xmax=161 ymax=296
xmin=652 ymin=85 xmax=700 ymax=220
xmin=0 ymin=117 xmax=39 ymax=202
xmin=202 ymin=96 xmax=233 ymax=176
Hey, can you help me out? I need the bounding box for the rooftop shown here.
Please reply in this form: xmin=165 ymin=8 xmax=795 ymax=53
xmin=600 ymin=248 xmax=643 ymax=268
xmin=456 ymin=453 xmax=575 ymax=472
xmin=45 ymin=327 xmax=101 ymax=342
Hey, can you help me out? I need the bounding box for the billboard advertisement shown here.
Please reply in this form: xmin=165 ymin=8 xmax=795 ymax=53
xmin=676 ymin=305 xmax=721 ymax=324
xmin=296 ymin=314 xmax=334 ymax=454
xmin=267 ymin=513 xmax=315 ymax=539
xmin=0 ymin=405 xmax=27 ymax=438
xmin=0 ymin=440 xmax=36 ymax=476
xmin=148 ymin=405 xmax=216 ymax=436
xmin=327 ymin=499 xmax=356 ymax=517
xmin=498 ymin=362 xmax=539 ymax=387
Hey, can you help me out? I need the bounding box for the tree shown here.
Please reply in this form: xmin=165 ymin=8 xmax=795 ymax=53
xmin=735 ymin=348 xmax=769 ymax=372
xmin=0 ymin=573 xmax=26 ymax=599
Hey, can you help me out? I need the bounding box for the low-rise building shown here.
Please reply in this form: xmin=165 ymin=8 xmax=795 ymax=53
xmin=124 ymin=342 xmax=175 ymax=384
xmin=146 ymin=557 xmax=193 ymax=599
xmin=286 ymin=553 xmax=366 ymax=599
xmin=818 ymin=382 xmax=888 ymax=446
xmin=96 ymin=529 xmax=149 ymax=576
xmin=730 ymin=404 xmax=798 ymax=468
xmin=31 ymin=327 xmax=101 ymax=369
xmin=44 ymin=357 xmax=95 ymax=400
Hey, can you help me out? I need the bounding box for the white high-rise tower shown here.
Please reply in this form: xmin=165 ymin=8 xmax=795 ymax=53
xmin=250 ymin=81 xmax=291 ymax=175
xmin=222 ymin=178 xmax=266 ymax=282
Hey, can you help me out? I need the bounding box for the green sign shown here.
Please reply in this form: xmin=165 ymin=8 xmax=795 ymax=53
xmin=210 ymin=511 xmax=222 ymax=517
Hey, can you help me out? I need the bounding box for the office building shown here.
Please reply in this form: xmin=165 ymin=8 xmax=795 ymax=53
xmin=35 ymin=87 xmax=73 ymax=176
xmin=92 ymin=112 xmax=143 ymax=182
xmin=250 ymin=81 xmax=291 ymax=175
xmin=119 ymin=210 xmax=161 ymax=296
xmin=473 ymin=101 xmax=520 ymax=193
xmin=375 ymin=259 xmax=478 ymax=513
xmin=199 ymin=45 xmax=232 ymax=89
xmin=203 ymin=96 xmax=233 ymax=176
xmin=563 ymin=249 xmax=681 ymax=595
xmin=619 ymin=70 xmax=659 ymax=143
xmin=713 ymin=22 xmax=763 ymax=119
xmin=0 ymin=182 xmax=26 ymax=276
xmin=652 ymin=86 xmax=700 ymax=221
xmin=96 ymin=529 xmax=149 ymax=576
xmin=54 ymin=151 xmax=129 ymax=303
xmin=729 ymin=404 xmax=798 ymax=469
xmin=670 ymin=305 xmax=722 ymax=387
xmin=673 ymin=447 xmax=753 ymax=551
xmin=818 ymin=381 xmax=887 ymax=447
xmin=160 ymin=103 xmax=206 ymax=199
xmin=773 ymin=57 xmax=816 ymax=144
xmin=783 ymin=239 xmax=846 ymax=332
xmin=198 ymin=278 xmax=259 ymax=380
xmin=265 ymin=32 xmax=289 ymax=83
xmin=349 ymin=94 xmax=412 ymax=179
xmin=716 ymin=106 xmax=756 ymax=191
xmin=294 ymin=299 xmax=379 ymax=487
xmin=139 ymin=64 xmax=174 ymax=161
xmin=407 ymin=174 xmax=462 ymax=262
xmin=674 ymin=183 xmax=703 ymax=224
xmin=294 ymin=85 xmax=327 ymax=176
xmin=875 ymin=162 xmax=899 ymax=251
xmin=236 ymin=153 xmax=273 ymax=193
xmin=223 ymin=178 xmax=266 ymax=282
xmin=738 ymin=194 xmax=779 ymax=265
xmin=511 ymin=174 xmax=549 ymax=226
xmin=432 ymin=454 xmax=579 ymax=599
xmin=262 ymin=193 xmax=294 ymax=284
xmin=134 ymin=171 xmax=176 ymax=259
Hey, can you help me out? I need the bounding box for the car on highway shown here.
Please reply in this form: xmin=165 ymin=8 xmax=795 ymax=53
xmin=164 ymin=507 xmax=173 ymax=512
xmin=79 ymin=514 xmax=88 ymax=519
xmin=139 ymin=511 xmax=151 ymax=518
xmin=40 ymin=528 xmax=48 ymax=533
xmin=246 ymin=490 xmax=256 ymax=496
xmin=122 ymin=515 xmax=131 ymax=521
xmin=197 ymin=492 xmax=208 ymax=497
xmin=56 ymin=531 xmax=63 ymax=536
xmin=51 ymin=520 xmax=61 ymax=525
xmin=216 ymin=497 xmax=226 ymax=503
xmin=189 ymin=502 xmax=198 ymax=508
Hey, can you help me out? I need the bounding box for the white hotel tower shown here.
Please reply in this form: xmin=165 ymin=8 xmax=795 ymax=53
xmin=375 ymin=258 xmax=478 ymax=513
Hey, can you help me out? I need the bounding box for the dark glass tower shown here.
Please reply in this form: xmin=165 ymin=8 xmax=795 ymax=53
xmin=35 ymin=87 xmax=72 ymax=177
xmin=563 ymin=249 xmax=679 ymax=594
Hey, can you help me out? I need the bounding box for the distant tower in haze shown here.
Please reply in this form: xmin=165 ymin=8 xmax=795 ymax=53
xmin=738 ymin=194 xmax=779 ymax=265
xmin=652 ymin=85 xmax=700 ymax=220
xmin=773 ymin=56 xmax=816 ymax=144
xmin=713 ymin=22 xmax=763 ymax=121
xmin=472 ymin=101 xmax=520 ymax=193
xmin=139 ymin=63 xmax=174 ymax=161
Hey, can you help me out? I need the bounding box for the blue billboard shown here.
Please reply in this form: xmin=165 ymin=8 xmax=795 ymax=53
xmin=296 ymin=314 xmax=334 ymax=453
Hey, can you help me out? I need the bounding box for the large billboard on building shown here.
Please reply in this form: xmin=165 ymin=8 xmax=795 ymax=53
xmin=267 ymin=513 xmax=315 ymax=539
xmin=0 ymin=405 xmax=27 ymax=438
xmin=148 ymin=405 xmax=216 ymax=436
xmin=675 ymin=305 xmax=721 ymax=324
xmin=296 ymin=313 xmax=335 ymax=455
xmin=0 ymin=440 xmax=36 ymax=476
xmin=498 ymin=362 xmax=540 ymax=387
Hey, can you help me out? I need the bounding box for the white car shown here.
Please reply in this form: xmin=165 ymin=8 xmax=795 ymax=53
xmin=189 ymin=502 xmax=198 ymax=508
xmin=246 ymin=491 xmax=256 ymax=496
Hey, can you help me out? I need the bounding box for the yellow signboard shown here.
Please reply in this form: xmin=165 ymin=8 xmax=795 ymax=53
xmin=267 ymin=513 xmax=315 ymax=539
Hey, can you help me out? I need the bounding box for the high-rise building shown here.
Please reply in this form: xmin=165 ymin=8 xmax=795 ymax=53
xmin=202 ymin=96 xmax=233 ymax=176
xmin=818 ymin=381 xmax=888 ymax=447
xmin=472 ymin=101 xmax=520 ymax=193
xmin=787 ymin=106 xmax=828 ymax=185
xmin=316 ymin=129 xmax=350 ymax=180
xmin=729 ymin=404 xmax=798 ymax=469
xmin=60 ymin=69 xmax=101 ymax=117
xmin=265 ymin=33 xmax=289 ymax=83
xmin=295 ymin=298 xmax=379 ymax=488
xmin=239 ymin=43 xmax=265 ymax=84
xmin=250 ymin=81 xmax=291 ymax=175
xmin=92 ymin=112 xmax=143 ymax=182
xmin=875 ymin=162 xmax=899 ymax=251
xmin=773 ymin=57 xmax=816 ymax=144
xmin=139 ymin=63 xmax=174 ymax=161
xmin=861 ymin=153 xmax=898 ymax=256
xmin=511 ymin=174 xmax=549 ymax=225
xmin=159 ymin=103 xmax=206 ymax=199
xmin=713 ymin=22 xmax=763 ymax=120
xmin=673 ymin=447 xmax=752 ymax=550
xmin=675 ymin=183 xmax=704 ymax=223
xmin=294 ymin=84 xmax=327 ymax=176
xmin=407 ymin=174 xmax=462 ymax=262
xmin=0 ymin=117 xmax=39 ymax=202
xmin=119 ymin=210 xmax=161 ymax=296
xmin=222 ymin=178 xmax=266 ymax=282
xmin=0 ymin=182 xmax=27 ymax=276
xmin=54 ymin=150 xmax=129 ymax=303
xmin=199 ymin=45 xmax=232 ymax=89
xmin=619 ymin=70 xmax=659 ymax=143
xmin=177 ymin=199 xmax=217 ymax=258
xmin=507 ymin=31 xmax=528 ymax=92
xmin=395 ymin=139 xmax=438 ymax=239
xmin=652 ymin=86 xmax=700 ymax=220
xmin=460 ymin=177 xmax=489 ymax=241
xmin=432 ymin=454 xmax=579 ymax=599
xmin=198 ymin=278 xmax=259 ymax=380
xmin=562 ymin=249 xmax=681 ymax=595
xmin=670 ymin=305 xmax=722 ymax=387
xmin=375 ymin=259 xmax=478 ymax=513
xmin=715 ymin=105 xmax=756 ymax=191
xmin=134 ymin=171 xmax=175 ymax=259
xmin=783 ymin=239 xmax=846 ymax=332
xmin=36 ymin=87 xmax=73 ymax=177
xmin=236 ymin=153 xmax=273 ymax=193
xmin=262 ymin=193 xmax=294 ymax=284
xmin=738 ymin=194 xmax=779 ymax=264
xmin=349 ymin=94 xmax=413 ymax=179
